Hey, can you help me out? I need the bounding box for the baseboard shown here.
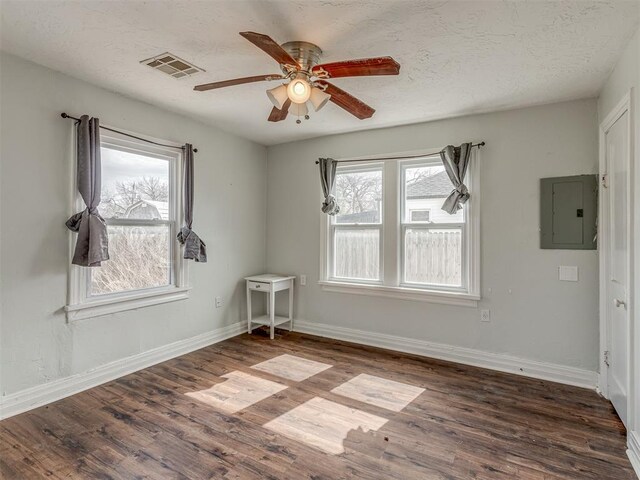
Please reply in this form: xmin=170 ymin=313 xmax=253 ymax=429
xmin=0 ymin=322 xmax=245 ymax=420
xmin=294 ymin=320 xmax=598 ymax=389
xmin=0 ymin=319 xmax=600 ymax=420
xmin=628 ymin=431 xmax=640 ymax=479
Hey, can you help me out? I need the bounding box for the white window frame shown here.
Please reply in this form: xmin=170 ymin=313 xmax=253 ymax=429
xmin=400 ymin=157 xmax=467 ymax=293
xmin=328 ymin=162 xmax=384 ymax=284
xmin=320 ymin=149 xmax=480 ymax=307
xmin=65 ymin=129 xmax=189 ymax=321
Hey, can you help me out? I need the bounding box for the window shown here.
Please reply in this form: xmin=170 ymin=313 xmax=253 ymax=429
xmin=330 ymin=164 xmax=383 ymax=282
xmin=321 ymin=152 xmax=479 ymax=306
xmin=66 ymin=130 xmax=188 ymax=320
xmin=401 ymin=161 xmax=464 ymax=289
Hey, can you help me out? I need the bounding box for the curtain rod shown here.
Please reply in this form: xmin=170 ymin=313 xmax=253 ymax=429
xmin=60 ymin=113 xmax=198 ymax=153
xmin=314 ymin=142 xmax=485 ymax=164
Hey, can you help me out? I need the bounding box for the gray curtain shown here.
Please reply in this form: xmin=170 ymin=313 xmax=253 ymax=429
xmin=177 ymin=144 xmax=207 ymax=262
xmin=65 ymin=115 xmax=109 ymax=267
xmin=319 ymin=157 xmax=340 ymax=215
xmin=440 ymin=142 xmax=472 ymax=214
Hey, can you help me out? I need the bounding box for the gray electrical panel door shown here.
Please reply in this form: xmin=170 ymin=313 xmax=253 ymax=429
xmin=540 ymin=175 xmax=597 ymax=250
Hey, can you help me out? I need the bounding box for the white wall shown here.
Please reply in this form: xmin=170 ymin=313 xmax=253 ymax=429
xmin=597 ymin=25 xmax=640 ymax=460
xmin=267 ymin=99 xmax=599 ymax=372
xmin=0 ymin=52 xmax=267 ymax=397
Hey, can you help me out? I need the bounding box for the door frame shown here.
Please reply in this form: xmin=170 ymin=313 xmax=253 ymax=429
xmin=598 ymin=90 xmax=633 ymax=421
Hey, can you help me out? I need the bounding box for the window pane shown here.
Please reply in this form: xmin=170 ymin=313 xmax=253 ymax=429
xmin=334 ymin=169 xmax=382 ymax=224
xmin=334 ymin=228 xmax=380 ymax=280
xmin=404 ymin=228 xmax=462 ymax=286
xmin=90 ymin=225 xmax=171 ymax=295
xmin=99 ymin=147 xmax=170 ymax=220
xmin=410 ymin=210 xmax=431 ymax=222
xmin=404 ymin=164 xmax=464 ymax=224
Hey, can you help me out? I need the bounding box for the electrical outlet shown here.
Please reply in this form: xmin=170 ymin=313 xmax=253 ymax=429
xmin=480 ymin=309 xmax=491 ymax=322
xmin=300 ymin=275 xmax=307 ymax=286
xmin=215 ymin=296 xmax=222 ymax=308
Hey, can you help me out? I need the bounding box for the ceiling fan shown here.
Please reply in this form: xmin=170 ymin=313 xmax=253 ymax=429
xmin=193 ymin=32 xmax=401 ymax=124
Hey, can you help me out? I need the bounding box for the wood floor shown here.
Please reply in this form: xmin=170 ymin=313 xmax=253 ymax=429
xmin=0 ymin=330 xmax=635 ymax=479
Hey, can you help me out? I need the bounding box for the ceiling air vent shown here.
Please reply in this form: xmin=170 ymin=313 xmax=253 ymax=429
xmin=141 ymin=53 xmax=205 ymax=79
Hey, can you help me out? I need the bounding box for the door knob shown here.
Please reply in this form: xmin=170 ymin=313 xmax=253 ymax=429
xmin=614 ymin=298 xmax=626 ymax=308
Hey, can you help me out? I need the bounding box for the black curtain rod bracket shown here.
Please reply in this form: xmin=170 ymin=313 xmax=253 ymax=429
xmin=61 ymin=113 xmax=198 ymax=153
xmin=315 ymin=142 xmax=485 ymax=164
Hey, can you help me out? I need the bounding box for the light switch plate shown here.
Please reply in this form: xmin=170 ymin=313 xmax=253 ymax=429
xmin=558 ymin=266 xmax=578 ymax=282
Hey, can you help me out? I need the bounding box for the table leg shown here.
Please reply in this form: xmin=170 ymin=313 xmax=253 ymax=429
xmin=289 ymin=279 xmax=294 ymax=331
xmin=246 ymin=283 xmax=252 ymax=334
xmin=269 ymin=289 xmax=275 ymax=340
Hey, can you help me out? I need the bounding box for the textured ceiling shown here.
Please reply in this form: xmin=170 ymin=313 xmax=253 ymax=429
xmin=1 ymin=1 xmax=638 ymax=146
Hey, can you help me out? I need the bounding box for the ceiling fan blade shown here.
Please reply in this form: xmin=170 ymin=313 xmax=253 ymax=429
xmin=312 ymin=57 xmax=400 ymax=78
xmin=194 ymin=74 xmax=284 ymax=91
xmin=317 ymin=81 xmax=375 ymax=120
xmin=268 ymin=99 xmax=292 ymax=122
xmin=239 ymin=32 xmax=300 ymax=68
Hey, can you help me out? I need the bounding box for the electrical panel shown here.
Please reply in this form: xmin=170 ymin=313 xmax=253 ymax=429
xmin=540 ymin=175 xmax=597 ymax=250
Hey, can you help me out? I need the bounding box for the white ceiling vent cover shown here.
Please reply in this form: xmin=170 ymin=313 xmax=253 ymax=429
xmin=141 ymin=53 xmax=204 ymax=79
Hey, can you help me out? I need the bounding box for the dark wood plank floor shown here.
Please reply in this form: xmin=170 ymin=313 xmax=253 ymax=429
xmin=0 ymin=330 xmax=634 ymax=479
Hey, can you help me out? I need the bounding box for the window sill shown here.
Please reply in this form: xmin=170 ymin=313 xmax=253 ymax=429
xmin=318 ymin=281 xmax=479 ymax=307
xmin=65 ymin=286 xmax=191 ymax=321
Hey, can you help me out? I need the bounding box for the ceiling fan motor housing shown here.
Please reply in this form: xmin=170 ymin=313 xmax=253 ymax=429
xmin=281 ymin=41 xmax=322 ymax=73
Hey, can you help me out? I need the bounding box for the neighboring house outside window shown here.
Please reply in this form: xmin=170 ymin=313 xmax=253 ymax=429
xmin=66 ymin=130 xmax=189 ymax=320
xmin=321 ymin=153 xmax=480 ymax=306
xmin=124 ymin=199 xmax=169 ymax=221
xmin=409 ymin=209 xmax=431 ymax=222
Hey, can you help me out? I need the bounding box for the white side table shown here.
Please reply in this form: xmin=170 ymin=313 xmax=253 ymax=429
xmin=245 ymin=274 xmax=295 ymax=339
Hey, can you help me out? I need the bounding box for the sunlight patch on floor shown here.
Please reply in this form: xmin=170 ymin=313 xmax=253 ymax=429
xmin=264 ymin=396 xmax=388 ymax=454
xmin=185 ymin=371 xmax=287 ymax=413
xmin=251 ymin=354 xmax=333 ymax=381
xmin=331 ymin=373 xmax=425 ymax=412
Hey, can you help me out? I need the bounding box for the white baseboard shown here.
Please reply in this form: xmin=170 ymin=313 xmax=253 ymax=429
xmin=0 ymin=319 xmax=600 ymax=420
xmin=294 ymin=320 xmax=598 ymax=389
xmin=0 ymin=322 xmax=245 ymax=420
xmin=628 ymin=431 xmax=640 ymax=479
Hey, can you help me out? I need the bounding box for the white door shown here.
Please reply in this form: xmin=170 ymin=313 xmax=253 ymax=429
xmin=603 ymin=104 xmax=630 ymax=427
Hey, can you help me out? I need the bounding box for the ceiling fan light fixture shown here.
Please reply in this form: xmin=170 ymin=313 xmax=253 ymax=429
xmin=266 ymin=84 xmax=288 ymax=110
xmin=287 ymin=76 xmax=311 ymax=103
xmin=309 ymin=86 xmax=331 ymax=111
xmin=288 ymin=101 xmax=309 ymax=117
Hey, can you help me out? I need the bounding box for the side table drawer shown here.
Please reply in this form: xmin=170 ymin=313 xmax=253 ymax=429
xmin=248 ymin=281 xmax=270 ymax=292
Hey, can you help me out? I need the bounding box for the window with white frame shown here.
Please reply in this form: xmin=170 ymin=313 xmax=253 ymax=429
xmin=330 ymin=164 xmax=383 ymax=282
xmin=401 ymin=160 xmax=465 ymax=290
xmin=321 ymin=152 xmax=479 ymax=304
xmin=66 ymin=131 xmax=187 ymax=320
